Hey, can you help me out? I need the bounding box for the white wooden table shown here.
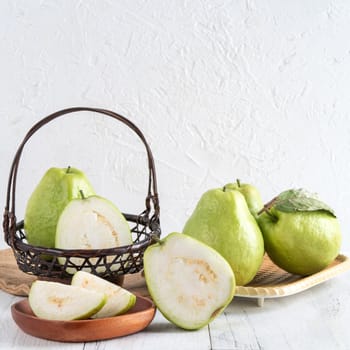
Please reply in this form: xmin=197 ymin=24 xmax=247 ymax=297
xmin=1 ymin=269 xmax=350 ymax=350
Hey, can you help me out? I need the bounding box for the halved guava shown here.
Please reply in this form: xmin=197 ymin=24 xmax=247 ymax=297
xmin=143 ymin=232 xmax=236 ymax=330
xmin=55 ymin=195 xmax=132 ymax=273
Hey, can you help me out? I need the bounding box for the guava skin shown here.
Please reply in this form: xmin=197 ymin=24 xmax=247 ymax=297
xmin=24 ymin=167 xmax=95 ymax=248
xmin=258 ymin=208 xmax=342 ymax=275
xmin=183 ymin=188 xmax=265 ymax=286
xmin=224 ymin=181 xmax=264 ymax=218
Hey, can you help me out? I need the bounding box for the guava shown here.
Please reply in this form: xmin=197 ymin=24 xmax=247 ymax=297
xmin=24 ymin=166 xmax=95 ymax=248
xmin=224 ymin=179 xmax=263 ymax=218
xmin=258 ymin=188 xmax=342 ymax=275
xmin=183 ymin=187 xmax=264 ymax=285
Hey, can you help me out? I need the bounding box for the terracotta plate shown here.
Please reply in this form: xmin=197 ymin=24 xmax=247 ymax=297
xmin=11 ymin=295 xmax=156 ymax=342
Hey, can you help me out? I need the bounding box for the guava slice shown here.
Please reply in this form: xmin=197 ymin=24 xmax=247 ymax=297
xmin=71 ymin=271 xmax=136 ymax=318
xmin=28 ymin=280 xmax=106 ymax=321
xmin=143 ymin=232 xmax=236 ymax=330
xmin=55 ymin=195 xmax=132 ymax=274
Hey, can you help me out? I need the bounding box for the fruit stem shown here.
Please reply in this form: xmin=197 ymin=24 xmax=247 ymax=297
xmin=236 ymin=179 xmax=241 ymax=187
xmin=79 ymin=190 xmax=86 ymax=199
xmin=150 ymin=234 xmax=163 ymax=245
xmin=257 ymin=196 xmax=278 ymax=216
xmin=264 ymin=209 xmax=278 ymax=221
xmin=222 ymin=186 xmax=227 ymax=192
xmin=66 ymin=166 xmax=71 ymax=173
xmin=257 ymin=197 xmax=279 ymax=222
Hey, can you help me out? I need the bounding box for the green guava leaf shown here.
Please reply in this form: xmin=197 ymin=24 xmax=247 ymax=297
xmin=272 ymin=188 xmax=336 ymax=217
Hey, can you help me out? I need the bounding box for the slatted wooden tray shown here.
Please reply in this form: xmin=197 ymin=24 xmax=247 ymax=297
xmin=236 ymin=253 xmax=350 ymax=306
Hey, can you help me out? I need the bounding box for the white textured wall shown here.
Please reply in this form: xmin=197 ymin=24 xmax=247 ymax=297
xmin=1 ymin=0 xmax=350 ymax=251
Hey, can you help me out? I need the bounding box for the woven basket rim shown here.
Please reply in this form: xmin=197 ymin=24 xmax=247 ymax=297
xmin=12 ymin=216 xmax=160 ymax=257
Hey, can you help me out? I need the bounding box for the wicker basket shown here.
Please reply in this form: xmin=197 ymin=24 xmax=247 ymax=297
xmin=2 ymin=107 xmax=161 ymax=283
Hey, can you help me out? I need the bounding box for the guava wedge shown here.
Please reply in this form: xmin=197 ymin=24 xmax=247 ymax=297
xmin=143 ymin=232 xmax=235 ymax=330
xmin=28 ymin=280 xmax=106 ymax=321
xmin=71 ymin=271 xmax=136 ymax=318
xmin=55 ymin=195 xmax=132 ymax=274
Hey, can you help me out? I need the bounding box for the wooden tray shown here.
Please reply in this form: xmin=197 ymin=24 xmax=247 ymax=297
xmin=236 ymin=254 xmax=350 ymax=306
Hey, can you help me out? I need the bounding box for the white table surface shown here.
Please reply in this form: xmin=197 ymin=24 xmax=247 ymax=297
xmin=1 ymin=268 xmax=350 ymax=350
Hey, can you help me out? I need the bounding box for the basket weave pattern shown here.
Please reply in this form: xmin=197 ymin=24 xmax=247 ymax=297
xmin=3 ymin=107 xmax=161 ymax=281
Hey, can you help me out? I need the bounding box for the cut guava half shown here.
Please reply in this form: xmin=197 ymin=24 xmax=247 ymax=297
xmin=143 ymin=232 xmax=236 ymax=330
xmin=55 ymin=195 xmax=132 ymax=274
xmin=71 ymin=271 xmax=136 ymax=318
xmin=28 ymin=280 xmax=106 ymax=321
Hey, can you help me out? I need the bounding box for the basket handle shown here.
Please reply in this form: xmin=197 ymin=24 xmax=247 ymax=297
xmin=3 ymin=107 xmax=160 ymax=244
